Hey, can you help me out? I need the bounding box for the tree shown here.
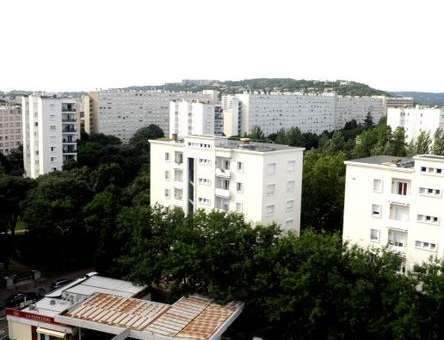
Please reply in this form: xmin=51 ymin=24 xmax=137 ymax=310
xmin=0 ymin=147 xmax=24 ymax=176
xmin=432 ymin=128 xmax=444 ymax=155
xmin=384 ymin=127 xmax=407 ymax=157
xmin=363 ymin=112 xmax=374 ymax=129
xmin=249 ymin=126 xmax=266 ymax=141
xmin=412 ymin=131 xmax=432 ymax=155
xmin=129 ymin=124 xmax=164 ymax=148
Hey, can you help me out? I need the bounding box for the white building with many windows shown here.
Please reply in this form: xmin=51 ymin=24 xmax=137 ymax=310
xmin=169 ymin=100 xmax=223 ymax=138
xmin=221 ymin=93 xmax=386 ymax=137
xmin=150 ymin=135 xmax=304 ymax=233
xmin=85 ymin=90 xmax=215 ymax=142
xmin=21 ymin=95 xmax=79 ymax=178
xmin=387 ymin=106 xmax=444 ymax=143
xmin=343 ymin=154 xmax=444 ymax=270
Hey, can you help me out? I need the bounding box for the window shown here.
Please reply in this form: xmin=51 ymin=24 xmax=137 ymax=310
xmin=236 ymin=202 xmax=243 ymax=212
xmin=372 ymin=204 xmax=382 ymax=217
xmin=50 ymin=125 xmax=56 ymax=130
xmin=165 ymin=171 xmax=170 ymax=180
xmin=266 ymin=184 xmax=276 ymax=196
xmin=237 ymin=161 xmax=244 ymax=172
xmin=198 ymin=178 xmax=211 ymax=185
xmin=419 ymin=187 xmax=442 ymax=198
xmin=287 ymin=180 xmax=295 ymax=193
xmin=392 ymin=179 xmax=408 ymax=195
xmin=165 ymin=152 xmax=170 ymax=161
xmin=265 ymin=205 xmax=275 ymax=217
xmin=373 ymin=179 xmax=383 ymax=193
xmin=388 ymin=229 xmax=407 ymax=248
xmin=266 ymin=163 xmax=276 ymax=176
xmin=417 ymin=214 xmax=439 ymax=225
xmin=236 ymin=182 xmax=243 ymax=193
xmin=165 ymin=189 xmax=170 ymax=199
xmin=223 ymin=160 xmax=230 ymax=170
xmin=415 ymin=240 xmax=437 ymax=251
xmin=370 ymin=229 xmax=380 ymax=242
xmin=286 ymin=200 xmax=294 ymax=213
xmin=288 ymin=160 xmax=296 ymax=172
xmin=50 ymin=146 xmax=55 ymax=152
xmin=198 ymin=197 xmax=211 ymax=206
xmin=174 ymin=169 xmax=183 ymax=182
xmin=174 ymin=188 xmax=183 ymax=200
xmin=50 ymin=157 xmax=56 ymax=162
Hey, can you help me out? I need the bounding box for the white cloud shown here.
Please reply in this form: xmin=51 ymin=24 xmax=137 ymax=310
xmin=1 ymin=0 xmax=443 ymax=92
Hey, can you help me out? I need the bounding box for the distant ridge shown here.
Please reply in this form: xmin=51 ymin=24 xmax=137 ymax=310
xmin=391 ymin=91 xmax=444 ymax=106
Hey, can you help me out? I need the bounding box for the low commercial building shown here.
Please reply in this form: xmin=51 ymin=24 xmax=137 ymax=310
xmin=6 ymin=273 xmax=243 ymax=340
xmin=343 ymin=154 xmax=444 ymax=270
xmin=0 ymin=99 xmax=22 ymax=155
xmin=387 ymin=106 xmax=444 ymax=143
xmin=150 ymin=135 xmax=304 ymax=233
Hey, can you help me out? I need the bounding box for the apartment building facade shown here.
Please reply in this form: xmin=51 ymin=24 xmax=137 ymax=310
xmin=85 ymin=90 xmax=214 ymax=142
xmin=169 ymin=100 xmax=223 ymax=138
xmin=0 ymin=100 xmax=22 ymax=155
xmin=343 ymin=155 xmax=444 ymax=270
xmin=150 ymin=135 xmax=304 ymax=233
xmin=221 ymin=93 xmax=387 ymax=137
xmin=385 ymin=96 xmax=415 ymax=108
xmin=387 ymin=106 xmax=444 ymax=143
xmin=22 ymin=95 xmax=80 ymax=178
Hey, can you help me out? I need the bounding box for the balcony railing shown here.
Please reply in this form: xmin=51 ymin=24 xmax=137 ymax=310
xmin=215 ymin=188 xmax=230 ymax=199
xmin=215 ymin=168 xmax=231 ymax=179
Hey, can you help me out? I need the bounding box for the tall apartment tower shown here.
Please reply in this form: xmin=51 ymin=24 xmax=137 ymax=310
xmin=85 ymin=90 xmax=215 ymax=142
xmin=150 ymin=135 xmax=304 ymax=233
xmin=387 ymin=106 xmax=444 ymax=143
xmin=169 ymin=100 xmax=223 ymax=138
xmin=343 ymin=154 xmax=444 ymax=270
xmin=22 ymin=95 xmax=79 ymax=178
xmin=0 ymin=100 xmax=22 ymax=155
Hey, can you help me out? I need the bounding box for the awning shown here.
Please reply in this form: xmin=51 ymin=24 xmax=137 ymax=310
xmin=36 ymin=327 xmax=66 ymax=339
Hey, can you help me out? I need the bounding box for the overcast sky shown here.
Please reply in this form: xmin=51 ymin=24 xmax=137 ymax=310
xmin=1 ymin=0 xmax=443 ymax=92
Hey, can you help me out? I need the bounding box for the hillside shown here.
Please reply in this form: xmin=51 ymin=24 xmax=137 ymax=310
xmin=127 ymin=78 xmax=390 ymax=96
xmin=391 ymin=91 xmax=444 ymax=106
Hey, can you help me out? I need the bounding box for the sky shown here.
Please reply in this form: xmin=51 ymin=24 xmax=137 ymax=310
xmin=1 ymin=0 xmax=444 ymax=92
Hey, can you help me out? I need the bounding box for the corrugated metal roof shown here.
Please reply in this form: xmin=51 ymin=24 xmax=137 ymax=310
xmin=62 ymin=293 xmax=243 ymax=339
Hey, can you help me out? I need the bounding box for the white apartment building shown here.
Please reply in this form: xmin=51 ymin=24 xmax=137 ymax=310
xmin=343 ymin=154 xmax=444 ymax=270
xmin=22 ymin=95 xmax=80 ymax=178
xmin=169 ymin=100 xmax=223 ymax=138
xmin=85 ymin=90 xmax=215 ymax=142
xmin=387 ymin=106 xmax=444 ymax=143
xmin=0 ymin=100 xmax=22 ymax=155
xmin=150 ymin=135 xmax=304 ymax=233
xmin=385 ymin=96 xmax=415 ymax=108
xmin=221 ymin=93 xmax=386 ymax=137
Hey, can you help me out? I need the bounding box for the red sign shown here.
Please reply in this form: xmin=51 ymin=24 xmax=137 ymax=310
xmin=5 ymin=308 xmax=58 ymax=325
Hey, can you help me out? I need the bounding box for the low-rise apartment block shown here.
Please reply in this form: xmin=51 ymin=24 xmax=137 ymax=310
xmin=169 ymin=100 xmax=223 ymax=138
xmin=150 ymin=135 xmax=304 ymax=233
xmin=22 ymin=95 xmax=80 ymax=178
xmin=85 ymin=90 xmax=215 ymax=142
xmin=343 ymin=155 xmax=444 ymax=270
xmin=387 ymin=106 xmax=444 ymax=143
xmin=222 ymin=93 xmax=386 ymax=136
xmin=0 ymin=100 xmax=22 ymax=155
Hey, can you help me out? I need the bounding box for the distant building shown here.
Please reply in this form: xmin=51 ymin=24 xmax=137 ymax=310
xmin=169 ymin=100 xmax=223 ymax=138
xmin=21 ymin=95 xmax=80 ymax=178
xmin=343 ymin=154 xmax=444 ymax=271
xmin=85 ymin=90 xmax=215 ymax=142
xmin=387 ymin=106 xmax=444 ymax=143
xmin=0 ymin=100 xmax=22 ymax=155
xmin=386 ymin=96 xmax=415 ymax=108
xmin=221 ymin=93 xmax=386 ymax=137
xmin=6 ymin=272 xmax=243 ymax=340
xmin=150 ymin=135 xmax=304 ymax=233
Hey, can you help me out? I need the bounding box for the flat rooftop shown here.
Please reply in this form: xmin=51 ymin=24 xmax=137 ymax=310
xmin=57 ymin=293 xmax=243 ymax=340
xmin=346 ymin=155 xmax=414 ymax=168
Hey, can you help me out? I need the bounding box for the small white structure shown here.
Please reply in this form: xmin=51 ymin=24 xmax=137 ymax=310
xmin=0 ymin=100 xmax=22 ymax=155
xmin=387 ymin=106 xmax=444 ymax=143
xmin=21 ymin=95 xmax=80 ymax=178
xmin=85 ymin=90 xmax=215 ymax=142
xmin=221 ymin=93 xmax=386 ymax=137
xmin=169 ymin=100 xmax=223 ymax=138
xmin=343 ymin=154 xmax=444 ymax=270
xmin=150 ymin=135 xmax=304 ymax=233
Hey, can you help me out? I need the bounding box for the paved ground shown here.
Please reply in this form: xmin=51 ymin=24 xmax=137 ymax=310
xmin=0 ymin=267 xmax=93 ymax=339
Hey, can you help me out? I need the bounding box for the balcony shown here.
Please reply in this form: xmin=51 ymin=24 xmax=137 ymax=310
xmin=215 ymin=168 xmax=231 ymax=179
xmin=62 ymin=126 xmax=77 ymax=133
xmin=62 ymin=117 xmax=76 ymax=122
xmin=215 ymin=188 xmax=230 ymax=199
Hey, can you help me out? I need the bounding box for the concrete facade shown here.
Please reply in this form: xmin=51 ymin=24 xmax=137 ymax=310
xmin=0 ymin=101 xmax=22 ymax=155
